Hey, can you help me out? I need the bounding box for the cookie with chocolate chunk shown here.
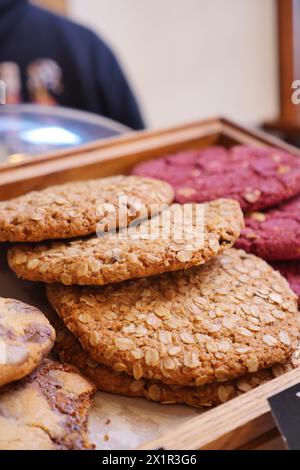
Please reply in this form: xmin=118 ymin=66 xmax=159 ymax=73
xmin=236 ymin=194 xmax=300 ymax=260
xmin=0 ymin=298 xmax=55 ymax=387
xmin=132 ymin=145 xmax=300 ymax=211
xmin=0 ymin=359 xmax=95 ymax=450
xmin=8 ymin=199 xmax=243 ymax=286
xmin=47 ymin=248 xmax=299 ymax=387
xmin=0 ymin=175 xmax=174 ymax=242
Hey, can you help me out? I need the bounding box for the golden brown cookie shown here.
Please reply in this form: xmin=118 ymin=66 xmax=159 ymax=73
xmin=0 ymin=298 xmax=55 ymax=387
xmin=0 ymin=175 xmax=174 ymax=242
xmin=0 ymin=359 xmax=96 ymax=450
xmin=8 ymin=199 xmax=243 ymax=286
xmin=47 ymin=248 xmax=299 ymax=387
xmin=54 ymin=317 xmax=300 ymax=408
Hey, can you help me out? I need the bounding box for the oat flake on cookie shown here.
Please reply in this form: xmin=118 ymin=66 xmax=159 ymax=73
xmin=47 ymin=248 xmax=299 ymax=387
xmin=0 ymin=175 xmax=174 ymax=242
xmin=9 ymin=198 xmax=243 ymax=286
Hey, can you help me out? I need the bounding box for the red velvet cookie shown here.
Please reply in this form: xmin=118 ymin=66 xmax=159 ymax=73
xmin=132 ymin=145 xmax=300 ymax=211
xmin=271 ymin=261 xmax=300 ymax=305
xmin=236 ymin=195 xmax=300 ymax=260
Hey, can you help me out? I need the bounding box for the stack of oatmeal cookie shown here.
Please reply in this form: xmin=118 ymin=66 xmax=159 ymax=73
xmin=2 ymin=174 xmax=300 ymax=410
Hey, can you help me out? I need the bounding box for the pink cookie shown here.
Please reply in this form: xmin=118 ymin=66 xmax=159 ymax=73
xmin=236 ymin=195 xmax=300 ymax=260
xmin=132 ymin=145 xmax=300 ymax=211
xmin=271 ymin=261 xmax=300 ymax=305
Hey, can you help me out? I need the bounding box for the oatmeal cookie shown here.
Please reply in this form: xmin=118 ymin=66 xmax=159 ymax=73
xmin=0 ymin=175 xmax=174 ymax=242
xmin=47 ymin=249 xmax=299 ymax=387
xmin=9 ymin=199 xmax=243 ymax=286
xmin=54 ymin=315 xmax=300 ymax=408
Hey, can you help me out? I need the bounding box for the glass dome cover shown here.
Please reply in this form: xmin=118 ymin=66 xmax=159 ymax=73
xmin=0 ymin=104 xmax=130 ymax=163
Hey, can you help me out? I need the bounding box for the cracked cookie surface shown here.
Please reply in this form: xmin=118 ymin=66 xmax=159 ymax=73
xmin=9 ymin=199 xmax=243 ymax=286
xmin=0 ymin=175 xmax=174 ymax=242
xmin=0 ymin=359 xmax=96 ymax=450
xmin=0 ymin=298 xmax=55 ymax=387
xmin=47 ymin=249 xmax=299 ymax=387
xmin=132 ymin=145 xmax=300 ymax=211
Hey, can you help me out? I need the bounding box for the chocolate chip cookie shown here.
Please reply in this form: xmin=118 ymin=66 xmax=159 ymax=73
xmin=9 ymin=199 xmax=243 ymax=286
xmin=0 ymin=359 xmax=95 ymax=450
xmin=0 ymin=298 xmax=55 ymax=387
xmin=0 ymin=175 xmax=174 ymax=242
xmin=47 ymin=249 xmax=299 ymax=387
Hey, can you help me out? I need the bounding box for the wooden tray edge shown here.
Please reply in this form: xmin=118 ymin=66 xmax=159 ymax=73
xmin=139 ymin=367 xmax=300 ymax=450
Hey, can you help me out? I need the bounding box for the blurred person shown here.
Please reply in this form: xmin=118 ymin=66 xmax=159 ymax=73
xmin=0 ymin=0 xmax=144 ymax=129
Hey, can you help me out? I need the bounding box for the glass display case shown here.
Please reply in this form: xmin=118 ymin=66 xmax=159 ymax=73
xmin=0 ymin=104 xmax=130 ymax=164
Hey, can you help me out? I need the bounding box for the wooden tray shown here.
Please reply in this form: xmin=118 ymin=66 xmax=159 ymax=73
xmin=1 ymin=117 xmax=299 ymax=450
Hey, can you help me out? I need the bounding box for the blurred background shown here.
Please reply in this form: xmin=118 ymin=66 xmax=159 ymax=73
xmin=35 ymin=0 xmax=300 ymax=138
xmin=58 ymin=0 xmax=279 ymax=128
xmin=1 ymin=0 xmax=300 ymax=160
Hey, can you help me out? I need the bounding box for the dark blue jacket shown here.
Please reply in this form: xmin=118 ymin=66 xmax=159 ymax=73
xmin=0 ymin=0 xmax=144 ymax=129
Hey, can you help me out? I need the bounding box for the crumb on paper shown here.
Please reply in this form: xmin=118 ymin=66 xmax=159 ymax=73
xmin=104 ymin=434 xmax=110 ymax=441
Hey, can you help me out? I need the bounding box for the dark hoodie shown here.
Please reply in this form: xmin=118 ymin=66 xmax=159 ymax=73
xmin=0 ymin=0 xmax=144 ymax=129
